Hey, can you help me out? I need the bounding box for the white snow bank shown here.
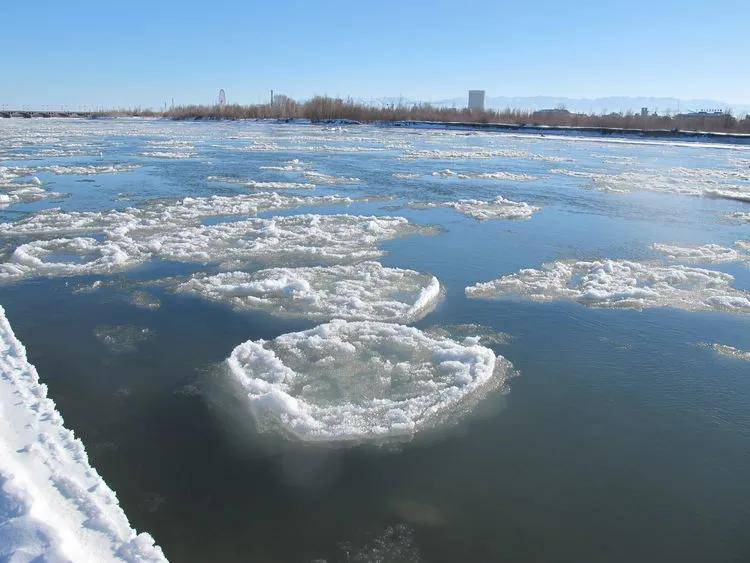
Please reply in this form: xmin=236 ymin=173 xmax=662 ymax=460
xmin=412 ymin=196 xmax=539 ymax=220
xmin=225 ymin=320 xmax=509 ymax=442
xmin=177 ymin=262 xmax=440 ymax=322
xmin=466 ymin=259 xmax=750 ymax=313
xmin=0 ymin=306 xmax=166 ymax=562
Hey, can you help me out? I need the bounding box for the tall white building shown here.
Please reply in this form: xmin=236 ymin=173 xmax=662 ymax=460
xmin=468 ymin=90 xmax=485 ymax=111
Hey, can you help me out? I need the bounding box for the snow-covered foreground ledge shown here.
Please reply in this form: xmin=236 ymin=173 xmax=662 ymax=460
xmin=0 ymin=306 xmax=166 ymax=562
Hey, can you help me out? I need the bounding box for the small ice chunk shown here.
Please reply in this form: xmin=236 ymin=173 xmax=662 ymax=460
xmin=94 ymin=325 xmax=153 ymax=354
xmin=711 ymin=343 xmax=750 ymax=361
xmin=412 ymin=196 xmax=539 ymax=221
xmin=431 ymin=169 xmax=536 ymax=181
xmin=652 ymin=243 xmax=742 ymax=263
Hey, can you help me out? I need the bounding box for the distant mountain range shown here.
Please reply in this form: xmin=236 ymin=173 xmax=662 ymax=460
xmin=364 ymin=96 xmax=750 ymax=115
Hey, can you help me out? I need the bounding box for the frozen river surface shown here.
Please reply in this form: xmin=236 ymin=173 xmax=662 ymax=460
xmin=1 ymin=118 xmax=749 ymax=562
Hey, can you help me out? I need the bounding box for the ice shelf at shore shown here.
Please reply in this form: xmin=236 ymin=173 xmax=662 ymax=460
xmin=0 ymin=306 xmax=166 ymax=562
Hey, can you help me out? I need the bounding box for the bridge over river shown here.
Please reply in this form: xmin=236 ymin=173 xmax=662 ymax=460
xmin=0 ymin=110 xmax=97 ymax=118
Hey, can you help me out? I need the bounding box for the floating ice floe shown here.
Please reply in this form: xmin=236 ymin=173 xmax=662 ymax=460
xmin=0 ymin=237 xmax=146 ymax=281
xmin=207 ymin=176 xmax=315 ymax=190
xmin=412 ymin=196 xmax=539 ymax=221
xmin=0 ymin=306 xmax=166 ymax=561
xmin=0 ymin=186 xmax=64 ymax=208
xmin=431 ymin=169 xmax=536 ymax=181
xmin=652 ymin=243 xmax=742 ymax=263
xmin=145 ymin=139 xmax=194 ymax=148
xmin=39 ymin=164 xmax=140 ymax=175
xmin=225 ymin=320 xmax=509 ymax=442
xmin=0 ymin=192 xmax=355 ymax=237
xmin=727 ymin=211 xmax=750 ymax=223
xmin=551 ymin=167 xmax=750 ymax=200
xmin=466 ymin=259 xmax=750 ymax=313
xmin=401 ymin=148 xmax=570 ymax=162
xmin=301 ymin=171 xmax=361 ymax=185
xmin=393 ymin=172 xmax=421 ymax=180
xmin=0 ymin=207 xmax=428 ymax=279
xmin=140 ymin=150 xmax=195 ymax=159
xmin=148 ymin=214 xmax=432 ymax=266
xmin=177 ymin=262 xmax=440 ymax=322
xmin=259 ymin=159 xmax=306 ymax=172
xmin=710 ymin=343 xmax=750 ymax=361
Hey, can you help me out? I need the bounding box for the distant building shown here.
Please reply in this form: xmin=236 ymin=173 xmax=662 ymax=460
xmin=468 ymin=90 xmax=485 ymax=111
xmin=641 ymin=107 xmax=649 ymax=117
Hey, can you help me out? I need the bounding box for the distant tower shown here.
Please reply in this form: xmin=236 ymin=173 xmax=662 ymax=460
xmin=468 ymin=90 xmax=485 ymax=112
xmin=218 ymin=89 xmax=227 ymax=107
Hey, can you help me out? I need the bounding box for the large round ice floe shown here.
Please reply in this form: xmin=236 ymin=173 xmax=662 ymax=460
xmin=466 ymin=259 xmax=750 ymax=313
xmin=225 ymin=320 xmax=509 ymax=442
xmin=148 ymin=214 xmax=432 ymax=266
xmin=0 ymin=192 xmax=355 ymax=237
xmin=0 ymin=237 xmax=145 ymax=281
xmin=177 ymin=262 xmax=440 ymax=322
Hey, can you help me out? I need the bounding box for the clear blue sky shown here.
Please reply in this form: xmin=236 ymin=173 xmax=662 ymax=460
xmin=3 ymin=0 xmax=749 ymax=109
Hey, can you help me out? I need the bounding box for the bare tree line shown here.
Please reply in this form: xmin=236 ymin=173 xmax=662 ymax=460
xmin=97 ymin=96 xmax=750 ymax=134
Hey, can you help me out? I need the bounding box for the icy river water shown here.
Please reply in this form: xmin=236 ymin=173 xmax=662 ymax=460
xmin=1 ymin=118 xmax=749 ymax=562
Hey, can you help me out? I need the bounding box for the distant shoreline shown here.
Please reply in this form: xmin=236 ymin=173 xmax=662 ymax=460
xmin=4 ymin=112 xmax=750 ymax=145
xmin=386 ymin=119 xmax=750 ymax=144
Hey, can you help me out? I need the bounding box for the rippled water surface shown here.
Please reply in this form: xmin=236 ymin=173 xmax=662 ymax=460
xmin=1 ymin=118 xmax=749 ymax=562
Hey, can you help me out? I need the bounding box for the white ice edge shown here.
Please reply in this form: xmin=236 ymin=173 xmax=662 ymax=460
xmin=465 ymin=259 xmax=750 ymax=313
xmin=225 ymin=320 xmax=510 ymax=443
xmin=177 ymin=262 xmax=441 ymax=323
xmin=0 ymin=306 xmax=167 ymax=562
